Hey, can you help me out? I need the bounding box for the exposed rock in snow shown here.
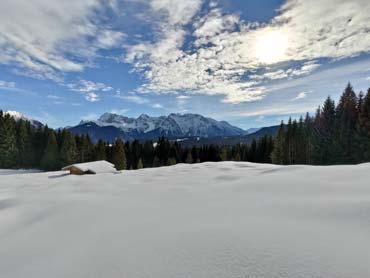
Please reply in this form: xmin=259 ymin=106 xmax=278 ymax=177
xmin=1 ymin=162 xmax=370 ymax=277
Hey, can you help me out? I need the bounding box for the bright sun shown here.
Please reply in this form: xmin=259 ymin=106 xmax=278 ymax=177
xmin=254 ymin=30 xmax=288 ymax=64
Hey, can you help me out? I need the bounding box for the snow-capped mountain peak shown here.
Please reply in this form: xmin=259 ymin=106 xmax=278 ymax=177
xmin=4 ymin=110 xmax=43 ymax=128
xmin=72 ymin=112 xmax=247 ymax=141
xmin=5 ymin=110 xmax=26 ymax=121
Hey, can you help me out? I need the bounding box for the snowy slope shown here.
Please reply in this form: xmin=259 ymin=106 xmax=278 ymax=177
xmin=4 ymin=110 xmax=43 ymax=128
xmin=1 ymin=163 xmax=370 ymax=277
xmin=78 ymin=112 xmax=246 ymax=138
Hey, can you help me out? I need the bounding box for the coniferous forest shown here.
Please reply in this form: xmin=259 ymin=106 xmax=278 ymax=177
xmin=272 ymin=83 xmax=370 ymax=165
xmin=1 ymin=83 xmax=370 ymax=171
xmin=0 ymin=110 xmax=273 ymax=170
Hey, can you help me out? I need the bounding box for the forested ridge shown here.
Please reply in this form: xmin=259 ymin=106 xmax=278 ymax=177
xmin=0 ymin=111 xmax=273 ymax=170
xmin=272 ymin=83 xmax=370 ymax=165
xmin=1 ymin=83 xmax=370 ymax=171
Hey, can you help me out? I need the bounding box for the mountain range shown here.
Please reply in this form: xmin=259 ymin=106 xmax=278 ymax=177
xmin=4 ymin=110 xmax=277 ymax=145
xmin=70 ymin=113 xmax=248 ymax=142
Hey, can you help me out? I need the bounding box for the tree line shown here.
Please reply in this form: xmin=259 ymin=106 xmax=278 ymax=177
xmin=272 ymin=83 xmax=370 ymax=165
xmin=0 ymin=110 xmax=273 ymax=170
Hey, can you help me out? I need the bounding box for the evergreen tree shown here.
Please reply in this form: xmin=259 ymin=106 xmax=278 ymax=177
xmin=294 ymin=118 xmax=306 ymax=164
xmin=336 ymin=83 xmax=358 ymax=163
xmin=15 ymin=120 xmax=29 ymax=167
xmin=248 ymin=139 xmax=257 ymax=162
xmin=167 ymin=157 xmax=177 ymax=166
xmin=59 ymin=130 xmax=78 ymax=167
xmin=40 ymin=131 xmax=60 ymax=170
xmin=111 ymin=139 xmax=127 ymax=170
xmin=142 ymin=140 xmax=154 ymax=167
xmin=185 ymin=151 xmax=193 ymax=164
xmin=271 ymin=121 xmax=285 ymax=164
xmin=191 ymin=146 xmax=199 ymax=163
xmin=357 ymin=88 xmax=370 ymax=161
xmin=31 ymin=126 xmax=49 ymax=168
xmin=137 ymin=158 xmax=143 ymax=169
xmin=0 ymin=113 xmax=18 ymax=168
xmin=78 ymin=135 xmax=94 ymax=163
xmin=153 ymin=156 xmax=161 ymax=167
xmin=220 ymin=147 xmax=228 ymax=161
xmin=94 ymin=139 xmax=107 ymax=160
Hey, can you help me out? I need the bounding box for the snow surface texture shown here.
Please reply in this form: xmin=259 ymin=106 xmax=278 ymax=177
xmin=1 ymin=162 xmax=370 ymax=278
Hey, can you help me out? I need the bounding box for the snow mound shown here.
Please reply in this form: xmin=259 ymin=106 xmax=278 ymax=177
xmin=62 ymin=160 xmax=117 ymax=174
xmin=1 ymin=162 xmax=370 ymax=277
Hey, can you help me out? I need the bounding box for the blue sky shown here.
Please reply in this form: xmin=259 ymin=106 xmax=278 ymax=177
xmin=1 ymin=0 xmax=370 ymax=129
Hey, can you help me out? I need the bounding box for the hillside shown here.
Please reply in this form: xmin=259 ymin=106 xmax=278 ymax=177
xmin=176 ymin=125 xmax=279 ymax=147
xmin=1 ymin=162 xmax=370 ymax=277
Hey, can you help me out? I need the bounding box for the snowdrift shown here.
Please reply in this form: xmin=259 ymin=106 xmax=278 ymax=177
xmin=1 ymin=162 xmax=370 ymax=277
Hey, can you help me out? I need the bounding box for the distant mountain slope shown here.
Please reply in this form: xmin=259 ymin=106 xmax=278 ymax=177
xmin=4 ymin=110 xmax=43 ymax=128
xmin=173 ymin=125 xmax=279 ymax=147
xmin=69 ymin=122 xmax=131 ymax=142
xmin=70 ymin=112 xmax=247 ymax=142
xmin=245 ymin=127 xmax=261 ymax=134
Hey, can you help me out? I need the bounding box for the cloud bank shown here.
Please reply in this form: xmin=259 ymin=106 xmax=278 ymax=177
xmin=1 ymin=0 xmax=370 ymax=105
xmin=124 ymin=0 xmax=370 ymax=103
xmin=0 ymin=0 xmax=124 ymax=81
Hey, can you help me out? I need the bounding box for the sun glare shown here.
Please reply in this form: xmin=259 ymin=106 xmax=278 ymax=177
xmin=254 ymin=30 xmax=288 ymax=64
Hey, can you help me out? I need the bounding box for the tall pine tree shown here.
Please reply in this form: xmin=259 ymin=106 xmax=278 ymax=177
xmin=111 ymin=139 xmax=127 ymax=170
xmin=40 ymin=131 xmax=60 ymax=170
xmin=60 ymin=130 xmax=78 ymax=167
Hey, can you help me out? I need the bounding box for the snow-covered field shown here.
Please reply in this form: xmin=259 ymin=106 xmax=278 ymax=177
xmin=1 ymin=162 xmax=370 ymax=278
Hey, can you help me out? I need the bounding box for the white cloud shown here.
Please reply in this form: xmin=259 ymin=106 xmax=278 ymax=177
xmin=47 ymin=94 xmax=62 ymax=100
xmin=117 ymin=94 xmax=150 ymax=104
xmin=176 ymin=96 xmax=188 ymax=108
xmin=152 ymin=103 xmax=163 ymax=109
xmin=289 ymin=61 xmax=321 ymax=76
xmin=150 ymin=0 xmax=203 ymax=25
xmin=209 ymin=1 xmax=218 ymax=9
xmin=110 ymin=108 xmax=130 ymax=115
xmin=81 ymin=113 xmax=99 ymax=121
xmin=193 ymin=9 xmax=239 ymax=42
xmin=67 ymin=79 xmax=113 ymax=102
xmin=47 ymin=94 xmax=64 ymax=104
xmin=4 ymin=0 xmax=370 ymax=106
xmin=237 ymin=105 xmax=317 ymax=117
xmin=176 ymin=95 xmax=191 ymax=99
xmin=124 ymin=0 xmax=370 ymax=104
xmin=0 ymin=0 xmax=124 ymax=80
xmin=292 ymin=92 xmax=308 ymax=101
xmin=84 ymin=92 xmax=99 ymax=102
xmin=275 ymin=0 xmax=370 ymax=61
xmin=0 ymin=80 xmax=16 ymax=89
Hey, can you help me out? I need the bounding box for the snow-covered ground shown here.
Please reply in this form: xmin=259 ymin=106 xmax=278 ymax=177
xmin=1 ymin=162 xmax=370 ymax=277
